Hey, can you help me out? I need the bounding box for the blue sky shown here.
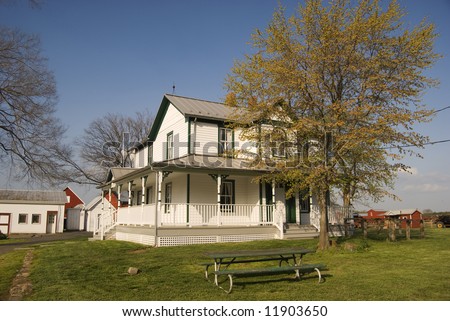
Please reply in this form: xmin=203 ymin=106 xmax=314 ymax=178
xmin=1 ymin=0 xmax=449 ymax=212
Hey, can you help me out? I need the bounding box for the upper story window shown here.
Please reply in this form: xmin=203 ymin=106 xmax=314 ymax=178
xmin=219 ymin=127 xmax=233 ymax=156
xmin=264 ymin=128 xmax=287 ymax=158
xmin=166 ymin=132 xmax=174 ymax=160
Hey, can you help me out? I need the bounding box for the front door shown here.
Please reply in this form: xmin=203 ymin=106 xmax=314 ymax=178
xmin=299 ymin=190 xmax=311 ymax=225
xmin=46 ymin=212 xmax=57 ymax=234
xmin=0 ymin=213 xmax=10 ymax=235
xmin=285 ymin=195 xmax=296 ymax=223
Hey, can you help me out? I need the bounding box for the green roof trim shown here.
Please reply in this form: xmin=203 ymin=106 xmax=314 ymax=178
xmin=148 ymin=96 xmax=171 ymax=142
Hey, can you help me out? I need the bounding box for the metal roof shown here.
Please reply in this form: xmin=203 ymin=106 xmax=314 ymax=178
xmin=84 ymin=196 xmax=102 ymax=210
xmin=0 ymin=189 xmax=67 ymax=205
xmin=165 ymin=94 xmax=236 ymax=121
xmin=384 ymin=209 xmax=420 ymax=216
xmin=152 ymin=154 xmax=274 ymax=173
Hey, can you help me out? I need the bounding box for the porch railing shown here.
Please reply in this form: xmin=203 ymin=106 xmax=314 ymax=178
xmin=117 ymin=204 xmax=155 ymax=225
xmin=160 ymin=203 xmax=275 ymax=226
xmin=310 ymin=205 xmax=353 ymax=230
xmin=93 ymin=208 xmax=118 ymax=240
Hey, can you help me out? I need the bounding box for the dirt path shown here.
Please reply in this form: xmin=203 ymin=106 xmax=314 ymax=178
xmin=8 ymin=249 xmax=34 ymax=300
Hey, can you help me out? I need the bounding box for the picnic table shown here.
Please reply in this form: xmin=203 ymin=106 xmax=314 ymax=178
xmin=202 ymin=247 xmax=325 ymax=293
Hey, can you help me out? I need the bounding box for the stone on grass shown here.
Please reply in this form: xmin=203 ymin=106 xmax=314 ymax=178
xmin=127 ymin=267 xmax=140 ymax=275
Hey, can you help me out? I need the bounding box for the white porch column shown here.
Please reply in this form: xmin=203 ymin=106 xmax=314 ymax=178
xmin=108 ymin=187 xmax=112 ymax=215
xmin=128 ymin=181 xmax=132 ymax=207
xmin=141 ymin=176 xmax=147 ymax=226
xmin=141 ymin=176 xmax=147 ymax=205
xmin=117 ymin=184 xmax=122 ymax=208
xmin=127 ymin=180 xmax=132 ymax=218
xmin=271 ymin=180 xmax=276 ymax=208
xmin=217 ymin=175 xmax=222 ymax=226
xmin=101 ymin=189 xmax=104 ymax=211
xmin=156 ymin=171 xmax=163 ymax=227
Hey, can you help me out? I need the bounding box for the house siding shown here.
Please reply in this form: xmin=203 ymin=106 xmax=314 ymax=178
xmin=132 ymin=146 xmax=148 ymax=168
xmin=153 ymin=103 xmax=188 ymax=162
xmin=194 ymin=121 xmax=218 ymax=155
xmin=189 ymin=174 xmax=217 ymax=204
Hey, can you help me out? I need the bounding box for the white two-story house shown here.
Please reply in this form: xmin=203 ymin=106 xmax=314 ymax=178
xmin=95 ymin=94 xmax=349 ymax=246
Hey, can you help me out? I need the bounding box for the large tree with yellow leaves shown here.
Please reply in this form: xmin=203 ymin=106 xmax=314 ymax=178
xmin=225 ymin=0 xmax=439 ymax=249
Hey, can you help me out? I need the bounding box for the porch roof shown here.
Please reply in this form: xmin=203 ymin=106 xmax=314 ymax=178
xmin=100 ymin=155 xmax=275 ymax=187
xmin=152 ymin=154 xmax=274 ymax=174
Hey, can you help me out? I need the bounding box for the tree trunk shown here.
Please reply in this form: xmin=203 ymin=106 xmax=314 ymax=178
xmin=342 ymin=185 xmax=351 ymax=209
xmin=318 ymin=190 xmax=329 ymax=250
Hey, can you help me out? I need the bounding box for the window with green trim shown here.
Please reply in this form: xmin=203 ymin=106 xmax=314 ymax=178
xmin=219 ymin=127 xmax=233 ymax=156
xmin=166 ymin=132 xmax=174 ymax=160
xmin=220 ymin=180 xmax=235 ymax=211
xmin=164 ymin=183 xmax=172 ymax=213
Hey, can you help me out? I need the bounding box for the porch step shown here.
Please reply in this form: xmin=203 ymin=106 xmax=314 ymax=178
xmin=283 ymin=224 xmax=319 ymax=240
xmin=88 ymin=228 xmax=116 ymax=241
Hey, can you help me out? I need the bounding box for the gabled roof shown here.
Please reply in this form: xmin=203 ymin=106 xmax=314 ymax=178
xmin=165 ymin=94 xmax=235 ymax=120
xmin=148 ymin=94 xmax=236 ymax=141
xmin=0 ymin=189 xmax=67 ymax=205
xmin=105 ymin=167 xmax=138 ymax=183
xmin=84 ymin=196 xmax=102 ymax=210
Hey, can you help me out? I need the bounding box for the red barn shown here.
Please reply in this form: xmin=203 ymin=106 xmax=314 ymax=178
xmin=64 ymin=187 xmax=84 ymax=213
xmin=384 ymin=209 xmax=423 ymax=228
xmin=367 ymin=209 xmax=386 ymax=219
xmin=64 ymin=187 xmax=85 ymax=231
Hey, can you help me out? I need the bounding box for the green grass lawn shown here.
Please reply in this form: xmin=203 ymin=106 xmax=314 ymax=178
xmin=0 ymin=250 xmax=27 ymax=300
xmin=1 ymin=228 xmax=449 ymax=300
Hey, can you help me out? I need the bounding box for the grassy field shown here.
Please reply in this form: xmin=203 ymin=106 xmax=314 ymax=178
xmin=1 ymin=228 xmax=449 ymax=300
xmin=0 ymin=250 xmax=27 ymax=300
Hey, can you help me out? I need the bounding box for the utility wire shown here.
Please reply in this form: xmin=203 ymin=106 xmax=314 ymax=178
xmin=432 ymin=106 xmax=450 ymax=114
xmin=383 ymin=105 xmax=450 ymax=149
xmin=384 ymin=139 xmax=450 ymax=150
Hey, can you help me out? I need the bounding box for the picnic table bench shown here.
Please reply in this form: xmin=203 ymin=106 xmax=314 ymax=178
xmin=202 ymin=247 xmax=326 ymax=293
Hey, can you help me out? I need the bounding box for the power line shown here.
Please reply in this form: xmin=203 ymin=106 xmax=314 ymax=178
xmin=432 ymin=106 xmax=450 ymax=114
xmin=384 ymin=139 xmax=450 ymax=150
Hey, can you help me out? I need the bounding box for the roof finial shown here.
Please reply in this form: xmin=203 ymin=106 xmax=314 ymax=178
xmin=172 ymin=82 xmax=176 ymax=95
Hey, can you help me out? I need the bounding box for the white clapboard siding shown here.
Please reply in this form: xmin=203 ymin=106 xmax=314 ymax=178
xmin=153 ymin=103 xmax=188 ymax=162
xmin=233 ymin=176 xmax=259 ymax=204
xmin=189 ymin=173 xmax=217 ymax=204
xmin=193 ymin=121 xmax=218 ymax=155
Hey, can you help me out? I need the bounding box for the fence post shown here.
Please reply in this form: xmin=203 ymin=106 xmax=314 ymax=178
xmin=406 ymin=219 xmax=411 ymax=240
xmin=420 ymin=220 xmax=425 ymax=239
xmin=376 ymin=219 xmax=382 ymax=234
xmin=362 ymin=219 xmax=367 ymax=239
xmin=388 ymin=218 xmax=396 ymax=242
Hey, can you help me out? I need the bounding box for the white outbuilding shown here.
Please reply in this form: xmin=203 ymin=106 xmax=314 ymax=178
xmin=0 ymin=189 xmax=66 ymax=235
